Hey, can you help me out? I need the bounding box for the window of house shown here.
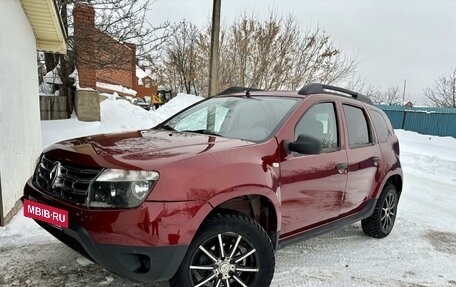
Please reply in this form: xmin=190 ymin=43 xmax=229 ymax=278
xmin=295 ymin=102 xmax=339 ymax=151
xmin=343 ymin=104 xmax=372 ymax=148
xmin=145 ymin=79 xmax=151 ymax=88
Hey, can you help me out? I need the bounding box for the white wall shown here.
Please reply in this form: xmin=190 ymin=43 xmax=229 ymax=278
xmin=0 ymin=0 xmax=42 ymax=224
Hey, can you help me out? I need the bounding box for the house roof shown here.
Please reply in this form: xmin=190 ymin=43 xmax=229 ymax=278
xmin=20 ymin=0 xmax=67 ymax=54
xmin=136 ymin=66 xmax=150 ymax=79
xmin=43 ymin=65 xmax=62 ymax=85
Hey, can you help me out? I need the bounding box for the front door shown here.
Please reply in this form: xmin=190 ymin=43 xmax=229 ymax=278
xmin=280 ymin=102 xmax=348 ymax=238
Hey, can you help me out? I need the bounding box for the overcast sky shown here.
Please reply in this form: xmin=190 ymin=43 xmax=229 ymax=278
xmin=148 ymin=0 xmax=456 ymax=105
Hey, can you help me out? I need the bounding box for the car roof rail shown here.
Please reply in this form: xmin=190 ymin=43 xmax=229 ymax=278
xmin=218 ymin=86 xmax=264 ymax=96
xmin=298 ymin=83 xmax=373 ymax=105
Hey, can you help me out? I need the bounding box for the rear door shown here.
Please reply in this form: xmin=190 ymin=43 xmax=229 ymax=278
xmin=369 ymin=108 xmax=399 ymax=170
xmin=279 ymin=100 xmax=348 ymax=237
xmin=339 ymin=103 xmax=383 ymax=216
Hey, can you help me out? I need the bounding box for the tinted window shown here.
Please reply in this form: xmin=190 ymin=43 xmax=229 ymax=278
xmin=163 ymin=96 xmax=298 ymax=142
xmin=295 ymin=103 xmax=339 ymax=151
xmin=343 ymin=105 xmax=372 ymax=148
xmin=370 ymin=110 xmax=390 ymax=143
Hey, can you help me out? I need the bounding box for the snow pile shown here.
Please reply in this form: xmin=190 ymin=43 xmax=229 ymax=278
xmin=98 ymin=94 xmax=160 ymax=127
xmin=154 ymin=93 xmax=204 ymax=122
xmin=396 ymin=130 xmax=456 ymax=185
xmin=395 ymin=129 xmax=456 ymax=162
xmin=41 ymin=93 xmax=201 ymax=148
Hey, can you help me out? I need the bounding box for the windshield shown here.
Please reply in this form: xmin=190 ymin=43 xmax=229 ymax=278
xmin=159 ymin=96 xmax=298 ymax=141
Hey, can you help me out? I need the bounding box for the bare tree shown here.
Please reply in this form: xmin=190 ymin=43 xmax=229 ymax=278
xmin=343 ymin=74 xmax=365 ymax=90
xmin=157 ymin=13 xmax=358 ymax=96
xmin=424 ymin=68 xmax=456 ymax=107
xmin=369 ymin=85 xmax=403 ymax=105
xmin=217 ymin=15 xmax=358 ymax=92
xmin=159 ymin=21 xmax=203 ymax=95
xmin=343 ymin=74 xmax=408 ymax=105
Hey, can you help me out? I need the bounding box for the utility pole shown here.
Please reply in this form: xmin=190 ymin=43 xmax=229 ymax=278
xmin=208 ymin=0 xmax=221 ymax=97
xmin=452 ymin=74 xmax=455 ymax=108
xmin=402 ymin=79 xmax=407 ymax=105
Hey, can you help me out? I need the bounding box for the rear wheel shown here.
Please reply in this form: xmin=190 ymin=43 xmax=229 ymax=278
xmin=362 ymin=183 xmax=398 ymax=238
xmin=170 ymin=212 xmax=275 ymax=287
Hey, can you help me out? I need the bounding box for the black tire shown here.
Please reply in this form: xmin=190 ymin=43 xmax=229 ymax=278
xmin=170 ymin=212 xmax=275 ymax=287
xmin=362 ymin=183 xmax=398 ymax=238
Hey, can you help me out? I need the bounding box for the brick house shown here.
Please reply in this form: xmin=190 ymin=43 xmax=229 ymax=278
xmin=73 ymin=3 xmax=157 ymax=117
xmin=135 ymin=66 xmax=158 ymax=102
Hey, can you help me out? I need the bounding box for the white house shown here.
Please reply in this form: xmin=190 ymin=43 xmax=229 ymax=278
xmin=0 ymin=0 xmax=66 ymax=226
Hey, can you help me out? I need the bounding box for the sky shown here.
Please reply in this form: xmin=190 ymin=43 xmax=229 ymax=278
xmin=147 ymin=0 xmax=456 ymax=105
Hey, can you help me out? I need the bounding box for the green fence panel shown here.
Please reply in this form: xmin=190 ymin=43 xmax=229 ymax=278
xmin=376 ymin=105 xmax=456 ymax=138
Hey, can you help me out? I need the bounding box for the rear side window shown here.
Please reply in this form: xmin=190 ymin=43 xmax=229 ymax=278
xmin=370 ymin=110 xmax=391 ymax=143
xmin=343 ymin=105 xmax=372 ymax=148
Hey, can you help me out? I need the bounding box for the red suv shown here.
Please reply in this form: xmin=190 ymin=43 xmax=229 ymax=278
xmin=23 ymin=83 xmax=402 ymax=287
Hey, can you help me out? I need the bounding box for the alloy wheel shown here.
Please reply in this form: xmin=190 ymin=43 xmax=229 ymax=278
xmin=189 ymin=232 xmax=260 ymax=287
xmin=380 ymin=191 xmax=396 ymax=232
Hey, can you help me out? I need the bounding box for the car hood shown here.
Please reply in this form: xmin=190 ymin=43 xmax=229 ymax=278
xmin=43 ymin=129 xmax=254 ymax=170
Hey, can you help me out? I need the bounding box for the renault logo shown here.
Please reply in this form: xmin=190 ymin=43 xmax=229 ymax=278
xmin=49 ymin=162 xmax=61 ymax=188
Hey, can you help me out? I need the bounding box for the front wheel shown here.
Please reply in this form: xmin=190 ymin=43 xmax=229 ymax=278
xmin=362 ymin=183 xmax=399 ymax=238
xmin=170 ymin=212 xmax=275 ymax=287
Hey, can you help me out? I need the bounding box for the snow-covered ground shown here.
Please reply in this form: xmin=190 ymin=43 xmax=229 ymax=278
xmin=1 ymin=95 xmax=455 ymax=287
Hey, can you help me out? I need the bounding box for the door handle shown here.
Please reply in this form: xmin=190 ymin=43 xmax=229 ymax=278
xmin=372 ymin=157 xmax=380 ymax=167
xmin=335 ymin=163 xmax=347 ymax=174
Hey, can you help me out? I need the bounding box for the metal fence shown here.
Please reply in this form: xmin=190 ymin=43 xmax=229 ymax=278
xmin=39 ymin=96 xmax=70 ymax=120
xmin=376 ymin=105 xmax=456 ymax=137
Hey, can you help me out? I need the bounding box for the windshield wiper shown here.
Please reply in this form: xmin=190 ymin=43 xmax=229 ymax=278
xmin=181 ymin=129 xmax=222 ymax=137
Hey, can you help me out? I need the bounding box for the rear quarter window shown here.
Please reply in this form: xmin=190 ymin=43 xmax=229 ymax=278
xmin=370 ymin=110 xmax=391 ymax=143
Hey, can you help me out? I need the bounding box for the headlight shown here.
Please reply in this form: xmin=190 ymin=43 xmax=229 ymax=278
xmin=89 ymin=169 xmax=159 ymax=208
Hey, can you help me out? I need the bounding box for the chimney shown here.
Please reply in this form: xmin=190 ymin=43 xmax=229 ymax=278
xmin=73 ymin=3 xmax=96 ymax=89
xmin=125 ymin=43 xmax=137 ymax=90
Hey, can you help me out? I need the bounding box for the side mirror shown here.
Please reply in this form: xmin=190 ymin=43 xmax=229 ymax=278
xmin=284 ymin=134 xmax=322 ymax=155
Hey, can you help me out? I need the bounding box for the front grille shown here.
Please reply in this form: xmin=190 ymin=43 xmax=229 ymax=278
xmin=33 ymin=155 xmax=101 ymax=205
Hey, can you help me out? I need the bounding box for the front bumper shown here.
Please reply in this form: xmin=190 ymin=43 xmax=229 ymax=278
xmin=36 ymin=220 xmax=187 ymax=282
xmin=22 ymin=179 xmax=208 ymax=282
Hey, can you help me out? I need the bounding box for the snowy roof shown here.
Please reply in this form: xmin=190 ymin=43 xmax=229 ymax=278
xmin=136 ymin=66 xmax=149 ymax=79
xmin=96 ymin=82 xmax=137 ymax=96
xmin=69 ymin=68 xmax=78 ymax=79
xmin=43 ymin=66 xmax=62 ymax=85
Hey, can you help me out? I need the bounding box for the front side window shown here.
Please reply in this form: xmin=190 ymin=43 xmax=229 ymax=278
xmin=295 ymin=102 xmax=339 ymax=151
xmin=343 ymin=104 xmax=372 ymax=148
xmin=160 ymin=96 xmax=298 ymax=142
